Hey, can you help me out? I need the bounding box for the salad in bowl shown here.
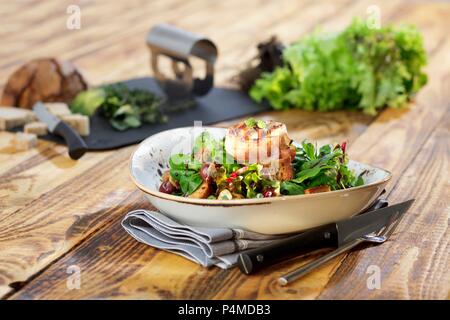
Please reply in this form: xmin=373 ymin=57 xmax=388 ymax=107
xmin=130 ymin=119 xmax=390 ymax=234
xmin=159 ymin=118 xmax=364 ymax=200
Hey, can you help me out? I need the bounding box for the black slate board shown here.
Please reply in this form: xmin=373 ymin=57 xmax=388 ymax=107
xmin=25 ymin=77 xmax=269 ymax=150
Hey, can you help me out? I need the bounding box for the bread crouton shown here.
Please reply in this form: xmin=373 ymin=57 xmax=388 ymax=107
xmin=44 ymin=102 xmax=71 ymax=117
xmin=10 ymin=132 xmax=37 ymax=150
xmin=0 ymin=106 xmax=36 ymax=130
xmin=188 ymin=182 xmax=212 ymax=199
xmin=24 ymin=121 xmax=48 ymax=136
xmin=304 ymin=185 xmax=331 ymax=194
xmin=61 ymin=114 xmax=90 ymax=136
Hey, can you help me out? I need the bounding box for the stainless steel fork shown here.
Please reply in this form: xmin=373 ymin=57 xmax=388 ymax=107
xmin=278 ymin=203 xmax=407 ymax=286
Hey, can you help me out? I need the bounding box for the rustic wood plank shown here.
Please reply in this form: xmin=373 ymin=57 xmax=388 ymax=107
xmin=0 ymin=145 xmax=136 ymax=298
xmin=0 ymin=110 xmax=367 ymax=299
xmin=0 ymin=132 xmax=58 ymax=173
xmin=2 ymin=0 xmax=434 ymax=300
xmin=0 ymin=145 xmax=119 ymax=218
xmin=318 ymin=112 xmax=449 ymax=299
xmin=1 ymin=0 xmax=449 ymax=300
xmin=8 ymin=110 xmax=448 ymax=299
xmin=0 ymin=0 xmax=210 ymax=87
xmin=9 ymin=100 xmax=447 ymax=300
xmin=312 ymin=3 xmax=450 ymax=299
xmin=0 ymin=0 xmax=366 ymax=299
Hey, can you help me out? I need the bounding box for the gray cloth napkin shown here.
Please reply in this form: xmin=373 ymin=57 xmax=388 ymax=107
xmin=122 ymin=210 xmax=286 ymax=269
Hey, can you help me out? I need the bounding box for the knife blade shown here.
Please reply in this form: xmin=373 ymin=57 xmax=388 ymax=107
xmin=237 ymin=199 xmax=414 ymax=275
xmin=33 ymin=102 xmax=87 ymax=160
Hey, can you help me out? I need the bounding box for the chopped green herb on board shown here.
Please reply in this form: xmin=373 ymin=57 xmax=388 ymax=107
xmin=70 ymin=84 xmax=166 ymax=131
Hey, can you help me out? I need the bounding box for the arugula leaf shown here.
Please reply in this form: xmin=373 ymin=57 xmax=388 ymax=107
xmin=169 ymin=169 xmax=190 ymax=181
xmin=168 ymin=153 xmax=203 ymax=195
xmin=169 ymin=154 xmax=201 ymax=171
xmin=211 ymin=137 xmax=240 ymax=171
xmin=353 ymin=175 xmax=365 ymax=187
xmin=301 ymin=141 xmax=316 ymax=160
xmin=288 ymin=141 xmax=362 ymax=191
xmin=319 ymin=144 xmax=332 ymax=156
xmin=292 ymin=165 xmax=334 ymax=184
xmin=179 ymin=173 xmax=203 ymax=195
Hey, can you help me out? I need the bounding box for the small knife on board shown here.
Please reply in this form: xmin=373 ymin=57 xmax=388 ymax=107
xmin=237 ymin=200 xmax=414 ymax=275
xmin=33 ymin=102 xmax=88 ymax=160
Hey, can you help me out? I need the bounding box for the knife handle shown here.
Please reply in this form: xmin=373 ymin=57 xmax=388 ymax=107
xmin=237 ymin=223 xmax=339 ymax=275
xmin=54 ymin=121 xmax=88 ymax=160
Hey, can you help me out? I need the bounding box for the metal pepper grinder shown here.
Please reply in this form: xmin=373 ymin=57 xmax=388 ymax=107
xmin=146 ymin=24 xmax=218 ymax=111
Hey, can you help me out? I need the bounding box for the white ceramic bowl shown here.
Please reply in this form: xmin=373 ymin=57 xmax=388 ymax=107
xmin=130 ymin=127 xmax=391 ymax=235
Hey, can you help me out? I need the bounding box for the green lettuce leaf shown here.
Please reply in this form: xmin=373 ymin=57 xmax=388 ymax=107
xmin=250 ymin=18 xmax=427 ymax=115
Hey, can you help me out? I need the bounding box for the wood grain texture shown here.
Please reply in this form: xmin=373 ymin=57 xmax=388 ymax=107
xmin=0 ymin=110 xmax=367 ymax=299
xmin=0 ymin=145 xmax=136 ymax=297
xmin=8 ymin=110 xmax=449 ymax=299
xmin=318 ymin=113 xmax=450 ymax=299
xmin=0 ymin=0 xmax=449 ymax=300
xmin=0 ymin=0 xmax=374 ymax=299
xmin=9 ymin=105 xmax=448 ymax=299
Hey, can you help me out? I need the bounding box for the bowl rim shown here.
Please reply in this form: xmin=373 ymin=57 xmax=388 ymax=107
xmin=129 ymin=126 xmax=392 ymax=206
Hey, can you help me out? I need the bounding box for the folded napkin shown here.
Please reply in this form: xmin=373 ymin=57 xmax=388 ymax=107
xmin=122 ymin=210 xmax=286 ymax=269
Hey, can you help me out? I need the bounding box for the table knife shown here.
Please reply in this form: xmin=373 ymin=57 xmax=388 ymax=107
xmin=33 ymin=102 xmax=88 ymax=160
xmin=237 ymin=200 xmax=414 ymax=275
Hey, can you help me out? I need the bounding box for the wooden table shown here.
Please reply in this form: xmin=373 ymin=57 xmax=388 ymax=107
xmin=0 ymin=0 xmax=448 ymax=300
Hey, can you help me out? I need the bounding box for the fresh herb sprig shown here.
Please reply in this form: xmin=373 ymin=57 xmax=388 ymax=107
xmin=281 ymin=141 xmax=364 ymax=195
xmin=244 ymin=117 xmax=267 ymax=129
xmin=168 ymin=153 xmax=203 ymax=195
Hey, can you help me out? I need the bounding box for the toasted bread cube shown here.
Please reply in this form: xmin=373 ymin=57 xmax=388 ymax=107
xmin=61 ymin=114 xmax=90 ymax=136
xmin=304 ymin=185 xmax=331 ymax=194
xmin=44 ymin=102 xmax=72 ymax=118
xmin=188 ymin=182 xmax=212 ymax=199
xmin=24 ymin=121 xmax=48 ymax=136
xmin=0 ymin=106 xmax=36 ymax=130
xmin=11 ymin=132 xmax=37 ymax=150
xmin=25 ymin=111 xmax=38 ymax=123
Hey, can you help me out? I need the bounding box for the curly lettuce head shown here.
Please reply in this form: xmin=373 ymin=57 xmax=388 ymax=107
xmin=250 ymin=18 xmax=427 ymax=115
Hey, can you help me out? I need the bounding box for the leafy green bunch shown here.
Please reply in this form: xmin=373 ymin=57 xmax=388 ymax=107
xmin=281 ymin=141 xmax=364 ymax=195
xmin=250 ymin=18 xmax=427 ymax=115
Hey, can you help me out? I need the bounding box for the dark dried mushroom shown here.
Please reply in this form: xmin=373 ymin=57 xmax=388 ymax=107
xmin=233 ymin=36 xmax=284 ymax=92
